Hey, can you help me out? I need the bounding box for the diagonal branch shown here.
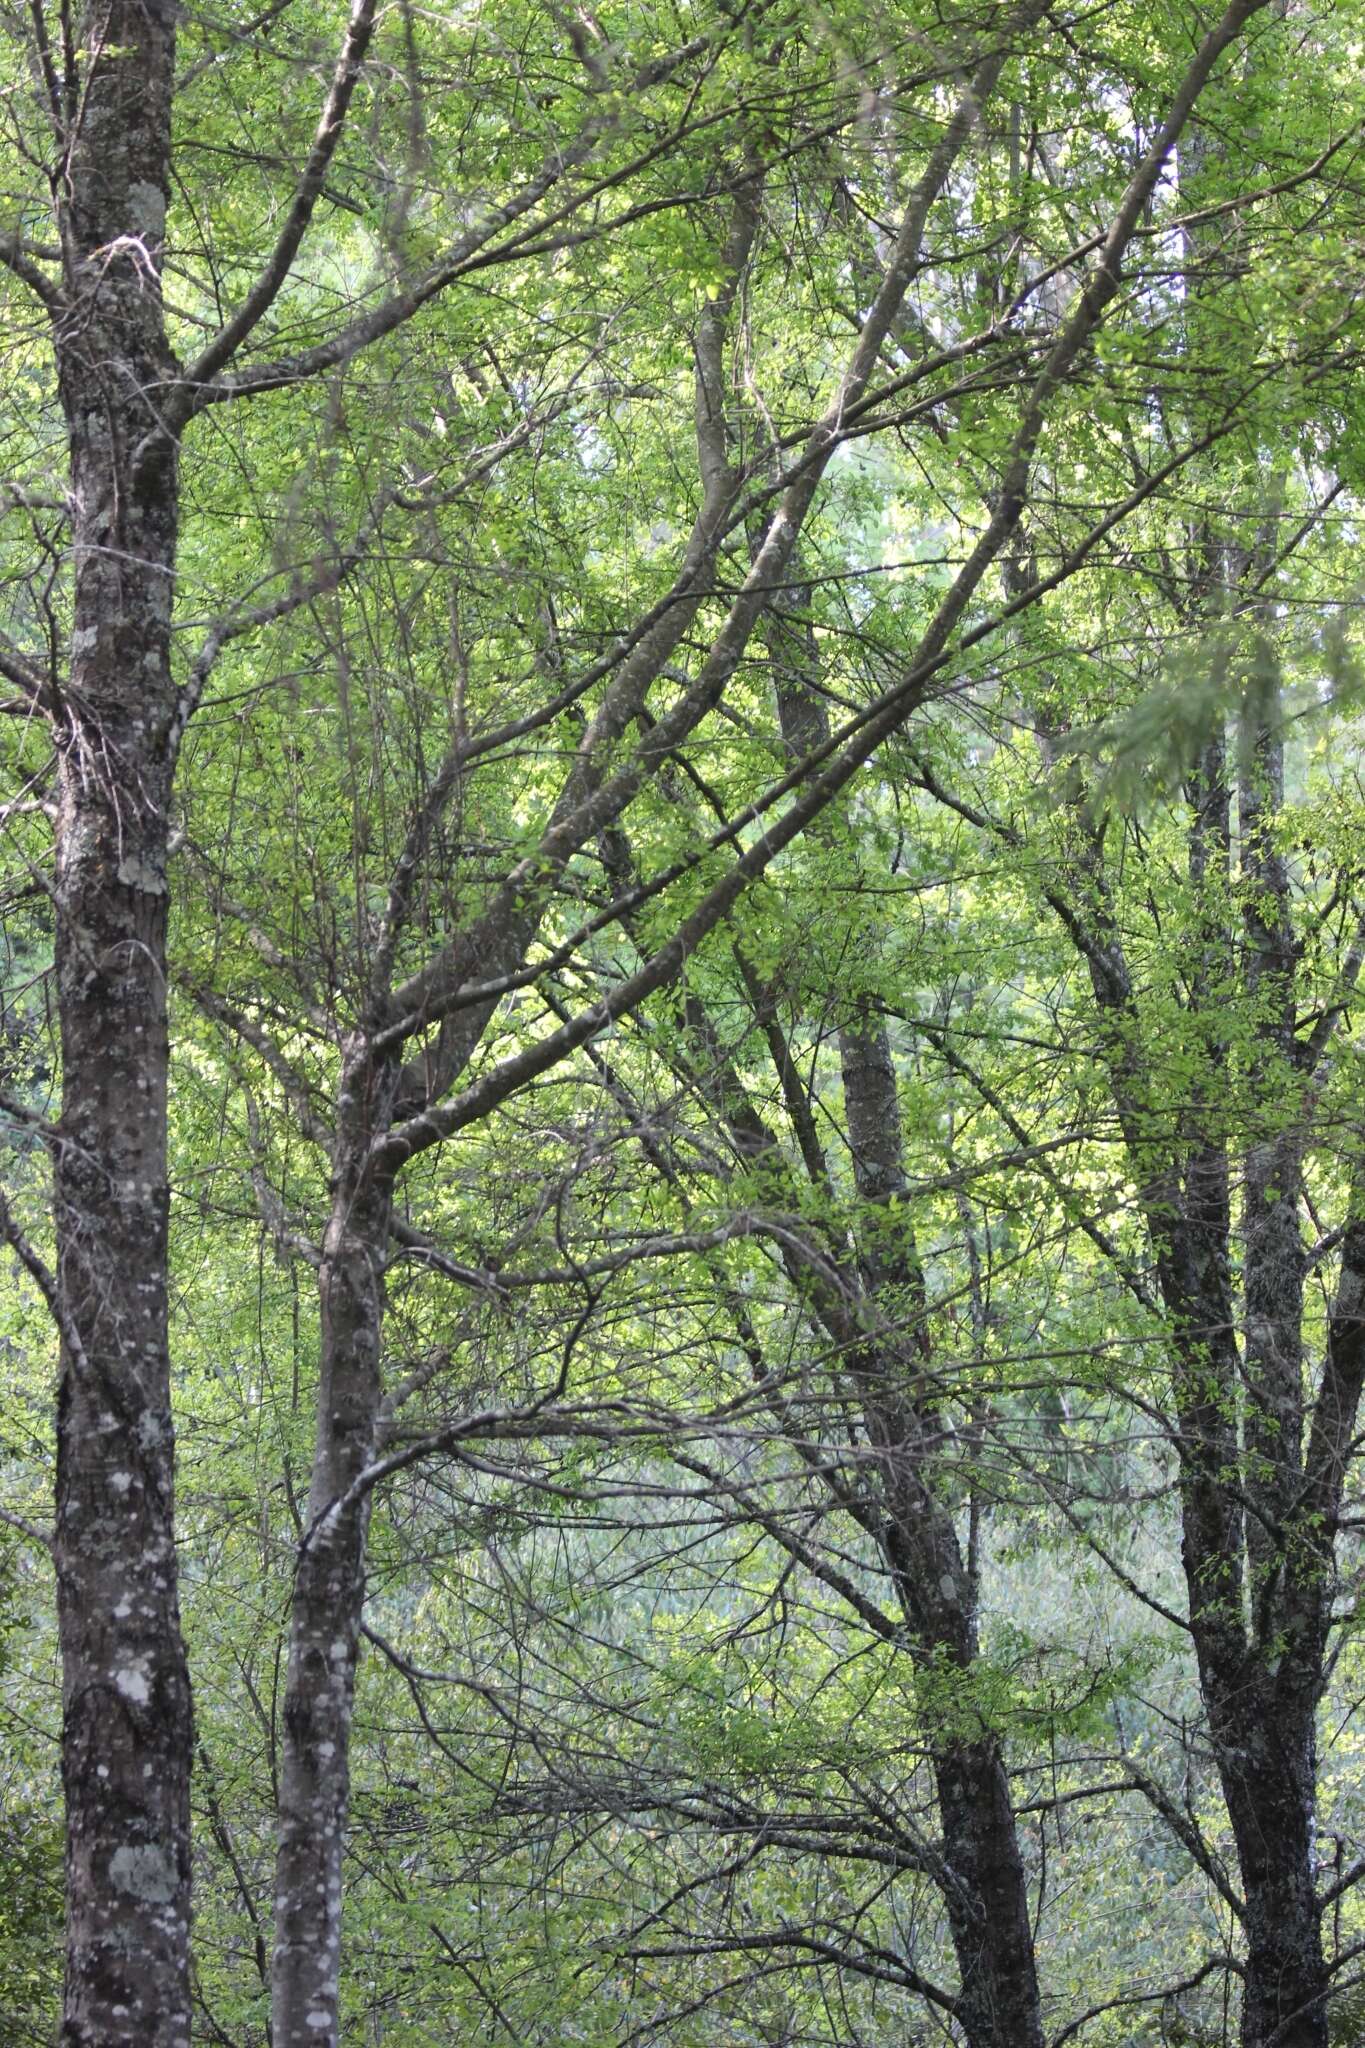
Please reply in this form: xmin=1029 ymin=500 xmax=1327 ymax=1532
xmin=0 ymin=1183 xmax=87 ymax=1373
xmin=185 ymin=34 xmax=714 ymax=411
xmin=184 ymin=0 xmax=380 ymax=392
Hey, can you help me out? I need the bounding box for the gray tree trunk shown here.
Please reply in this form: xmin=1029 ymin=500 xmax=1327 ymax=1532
xmin=271 ymin=1048 xmax=398 ymax=2048
xmin=51 ymin=2 xmax=194 ymax=2041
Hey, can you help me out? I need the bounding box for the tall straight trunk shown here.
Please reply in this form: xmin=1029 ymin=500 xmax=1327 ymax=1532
xmin=1072 ymin=638 xmax=1330 ymax=2048
xmin=1092 ymin=944 xmax=1330 ymax=2048
xmin=271 ymin=1047 xmax=397 ymax=2048
xmin=1173 ymin=126 xmax=1328 ymax=2042
xmin=1227 ymin=670 xmax=1326 ymax=2048
xmin=50 ymin=3 xmax=193 ymax=2041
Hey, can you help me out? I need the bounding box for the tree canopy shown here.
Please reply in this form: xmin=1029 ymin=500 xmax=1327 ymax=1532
xmin=3 ymin=1 xmax=1365 ymax=2044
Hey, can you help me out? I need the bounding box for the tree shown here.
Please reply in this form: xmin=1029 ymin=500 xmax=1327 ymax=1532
xmin=0 ymin=0 xmax=1337 ymax=2040
xmin=865 ymin=379 xmax=1365 ymax=2048
xmin=1001 ymin=554 xmax=1365 ymax=2048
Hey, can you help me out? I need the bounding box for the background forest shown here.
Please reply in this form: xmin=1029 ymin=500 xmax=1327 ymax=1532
xmin=3 ymin=0 xmax=1365 ymax=2044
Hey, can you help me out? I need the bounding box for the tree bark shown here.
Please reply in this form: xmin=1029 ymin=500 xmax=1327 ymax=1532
xmin=1218 ymin=1704 xmax=1324 ymax=2048
xmin=50 ymin=3 xmax=193 ymax=2041
xmin=934 ymin=1743 xmax=1045 ymax=2048
xmin=1089 ymin=934 xmax=1331 ymax=2048
xmin=1229 ymin=677 xmax=1326 ymax=2048
xmin=271 ymin=1046 xmax=398 ymax=2048
xmin=1064 ymin=689 xmax=1332 ymax=2048
xmin=758 ymin=655 xmax=1046 ymax=2046
xmin=839 ymin=1010 xmax=1044 ymax=2048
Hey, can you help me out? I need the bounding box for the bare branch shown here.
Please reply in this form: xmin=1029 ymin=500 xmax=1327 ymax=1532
xmin=184 ymin=35 xmax=713 ymax=411
xmin=185 ymin=0 xmax=378 ymax=389
xmin=0 ymin=1183 xmax=86 ymax=1373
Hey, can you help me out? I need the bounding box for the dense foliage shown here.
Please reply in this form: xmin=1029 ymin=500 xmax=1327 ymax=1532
xmin=4 ymin=0 xmax=1365 ymax=2043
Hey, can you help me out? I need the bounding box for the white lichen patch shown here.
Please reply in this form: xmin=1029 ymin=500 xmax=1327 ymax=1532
xmin=109 ymin=1842 xmax=176 ymax=1905
xmin=114 ymin=1660 xmax=151 ymax=1705
xmin=117 ymin=854 xmax=167 ymax=896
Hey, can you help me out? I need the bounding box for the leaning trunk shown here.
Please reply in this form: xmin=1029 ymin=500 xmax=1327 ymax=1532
xmin=51 ymin=2 xmax=193 ymax=2039
xmin=883 ymin=1458 xmax=1044 ymax=2048
xmin=840 ymin=1009 xmax=1045 ymax=2048
xmin=761 ymin=594 xmax=1045 ymax=2046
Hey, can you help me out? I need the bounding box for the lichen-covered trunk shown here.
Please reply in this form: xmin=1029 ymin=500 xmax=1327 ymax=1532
xmin=51 ymin=3 xmax=193 ymax=2041
xmin=272 ymin=1056 xmax=396 ymax=2048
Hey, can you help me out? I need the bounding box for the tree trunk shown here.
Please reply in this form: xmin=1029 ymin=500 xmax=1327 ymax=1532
xmin=1227 ymin=683 xmax=1327 ymax=2048
xmin=51 ymin=3 xmax=193 ymax=2040
xmin=761 ymin=596 xmax=1046 ymax=2047
xmin=271 ymin=1047 xmax=397 ymax=2048
xmin=935 ymin=1742 xmax=1045 ymax=2048
xmin=876 ymin=1415 xmax=1044 ymax=2048
xmin=1217 ymin=1705 xmax=1325 ymax=2048
xmin=1077 ymin=712 xmax=1330 ymax=2048
xmin=1146 ymin=1123 xmax=1328 ymax=2048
